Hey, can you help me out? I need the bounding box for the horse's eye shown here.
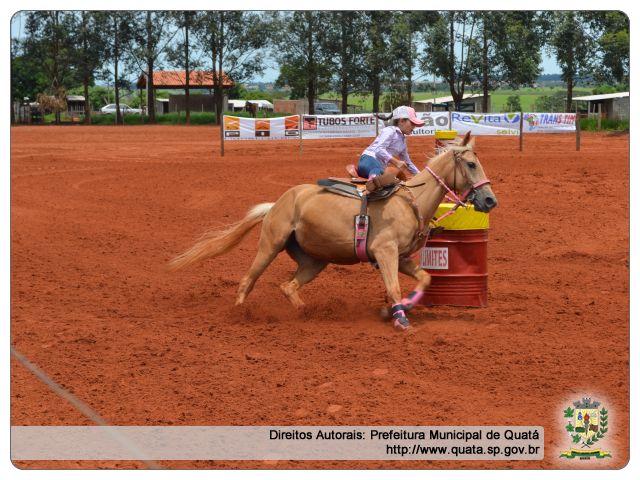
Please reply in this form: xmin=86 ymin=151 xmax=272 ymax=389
xmin=467 ymin=162 xmax=477 ymax=169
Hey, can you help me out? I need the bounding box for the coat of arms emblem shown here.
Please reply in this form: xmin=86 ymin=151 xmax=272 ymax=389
xmin=560 ymin=397 xmax=611 ymax=459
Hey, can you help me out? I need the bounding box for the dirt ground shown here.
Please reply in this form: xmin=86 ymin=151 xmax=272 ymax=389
xmin=10 ymin=125 xmax=629 ymax=470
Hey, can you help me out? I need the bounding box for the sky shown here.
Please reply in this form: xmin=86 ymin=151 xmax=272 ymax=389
xmin=10 ymin=10 xmax=562 ymax=84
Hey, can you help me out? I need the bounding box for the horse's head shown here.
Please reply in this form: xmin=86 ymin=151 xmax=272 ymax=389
xmin=446 ymin=131 xmax=497 ymax=213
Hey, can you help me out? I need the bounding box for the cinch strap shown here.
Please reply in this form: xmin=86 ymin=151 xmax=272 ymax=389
xmin=354 ymin=190 xmax=372 ymax=263
xmin=354 ymin=214 xmax=370 ymax=262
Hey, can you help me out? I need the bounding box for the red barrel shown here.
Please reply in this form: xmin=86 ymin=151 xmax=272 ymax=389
xmin=420 ymin=204 xmax=490 ymax=307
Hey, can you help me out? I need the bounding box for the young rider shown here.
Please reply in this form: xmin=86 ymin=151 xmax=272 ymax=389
xmin=348 ymin=105 xmax=425 ymax=181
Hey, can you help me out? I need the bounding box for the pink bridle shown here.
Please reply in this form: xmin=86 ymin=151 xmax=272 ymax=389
xmin=425 ymin=150 xmax=491 ymax=223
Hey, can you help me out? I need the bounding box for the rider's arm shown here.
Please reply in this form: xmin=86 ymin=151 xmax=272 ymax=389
xmin=399 ymin=150 xmax=420 ymax=175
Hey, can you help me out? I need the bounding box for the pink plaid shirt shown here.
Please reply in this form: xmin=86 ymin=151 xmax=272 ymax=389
xmin=362 ymin=126 xmax=419 ymax=174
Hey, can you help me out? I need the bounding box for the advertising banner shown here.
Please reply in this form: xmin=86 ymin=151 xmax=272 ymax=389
xmin=451 ymin=112 xmax=521 ymax=136
xmin=302 ymin=114 xmax=378 ymax=139
xmin=222 ymin=112 xmax=575 ymax=143
xmin=523 ymin=113 xmax=576 ymax=133
xmin=223 ymin=115 xmax=300 ymax=140
xmin=410 ymin=112 xmax=451 ymax=136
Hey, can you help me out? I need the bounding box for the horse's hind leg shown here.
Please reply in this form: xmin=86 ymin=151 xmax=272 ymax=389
xmin=280 ymin=235 xmax=327 ymax=308
xmin=236 ymin=240 xmax=280 ymax=306
xmin=236 ymin=219 xmax=293 ymax=306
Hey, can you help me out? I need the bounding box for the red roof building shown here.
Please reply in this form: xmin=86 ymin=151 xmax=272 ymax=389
xmin=136 ymin=70 xmax=234 ymax=90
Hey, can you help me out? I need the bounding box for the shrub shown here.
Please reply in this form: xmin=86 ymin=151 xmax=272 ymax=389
xmin=89 ymin=113 xmax=146 ymax=125
xmin=534 ymin=92 xmax=567 ymax=112
xmin=592 ymin=85 xmax=617 ymax=95
xmin=505 ymin=95 xmax=522 ymax=112
xmin=579 ymin=117 xmax=629 ymax=131
xmin=382 ymin=91 xmax=410 ymax=112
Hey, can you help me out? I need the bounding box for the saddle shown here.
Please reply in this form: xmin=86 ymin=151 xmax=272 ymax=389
xmin=317 ymin=176 xmax=403 ymax=263
xmin=317 ymin=175 xmax=400 ymax=199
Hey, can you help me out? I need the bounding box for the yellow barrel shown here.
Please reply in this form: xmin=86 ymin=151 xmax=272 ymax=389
xmin=420 ymin=204 xmax=490 ymax=307
xmin=435 ymin=130 xmax=458 ymax=154
xmin=431 ymin=203 xmax=490 ymax=230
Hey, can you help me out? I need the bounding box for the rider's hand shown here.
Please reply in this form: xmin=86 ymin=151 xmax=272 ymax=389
xmin=389 ymin=157 xmax=406 ymax=170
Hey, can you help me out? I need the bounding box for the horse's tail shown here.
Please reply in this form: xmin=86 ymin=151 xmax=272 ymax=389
xmin=167 ymin=203 xmax=275 ymax=271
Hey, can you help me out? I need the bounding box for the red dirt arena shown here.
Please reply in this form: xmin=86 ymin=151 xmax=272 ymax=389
xmin=11 ymin=125 xmax=629 ymax=470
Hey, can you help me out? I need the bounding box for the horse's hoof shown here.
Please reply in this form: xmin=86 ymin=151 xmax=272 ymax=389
xmin=391 ymin=307 xmax=411 ymax=330
xmin=393 ymin=318 xmax=411 ymax=331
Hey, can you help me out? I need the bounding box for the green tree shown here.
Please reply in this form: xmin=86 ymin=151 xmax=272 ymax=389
xmin=547 ymin=12 xmax=595 ymax=111
xmin=71 ymin=11 xmax=108 ymax=124
xmin=584 ymin=11 xmax=629 ymax=85
xmin=165 ymin=11 xmax=201 ymax=125
xmin=389 ymin=12 xmax=415 ymax=104
xmin=195 ymin=11 xmax=271 ymax=123
xmin=23 ymin=11 xmax=78 ymax=123
xmin=471 ymin=12 xmax=545 ymax=112
xmin=11 ymin=38 xmax=49 ymax=110
xmin=420 ymin=11 xmax=478 ymax=111
xmin=387 ymin=11 xmax=419 ymax=105
xmin=273 ymin=11 xmax=334 ymax=114
xmin=326 ymin=12 xmax=368 ymax=113
xmin=101 ymin=11 xmax=136 ymax=125
xmin=363 ymin=11 xmax=392 ymax=113
xmin=505 ymin=95 xmax=522 ymax=112
xmin=241 ymin=90 xmax=274 ymax=103
xmin=535 ymin=92 xmax=566 ymax=112
xmin=127 ymin=11 xmax=178 ymax=123
xmin=495 ymin=12 xmax=547 ymax=87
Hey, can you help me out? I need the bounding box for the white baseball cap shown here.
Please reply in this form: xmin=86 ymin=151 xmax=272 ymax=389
xmin=392 ymin=106 xmax=425 ymax=127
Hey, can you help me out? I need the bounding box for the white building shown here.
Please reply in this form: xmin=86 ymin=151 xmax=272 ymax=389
xmin=573 ymin=92 xmax=629 ymax=121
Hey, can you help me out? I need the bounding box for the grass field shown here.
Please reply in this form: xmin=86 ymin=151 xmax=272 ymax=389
xmin=489 ymin=87 xmax=593 ymax=111
xmin=322 ymin=87 xmax=595 ymax=113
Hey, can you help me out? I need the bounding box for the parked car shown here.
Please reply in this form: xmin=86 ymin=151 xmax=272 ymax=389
xmin=314 ymin=102 xmax=340 ymax=115
xmin=100 ymin=103 xmax=142 ymax=115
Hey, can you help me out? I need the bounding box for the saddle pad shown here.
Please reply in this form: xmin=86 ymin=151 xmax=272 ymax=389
xmin=317 ymin=179 xmax=362 ymax=199
xmin=317 ymin=178 xmax=401 ymax=202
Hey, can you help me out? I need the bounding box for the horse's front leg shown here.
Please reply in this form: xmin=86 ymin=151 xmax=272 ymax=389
xmin=398 ymin=257 xmax=431 ymax=311
xmin=371 ymin=243 xmax=411 ymax=330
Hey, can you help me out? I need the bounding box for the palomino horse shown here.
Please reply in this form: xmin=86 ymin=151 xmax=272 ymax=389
xmin=168 ymin=132 xmax=497 ymax=329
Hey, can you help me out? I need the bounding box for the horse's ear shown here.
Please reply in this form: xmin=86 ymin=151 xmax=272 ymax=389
xmin=461 ymin=131 xmax=472 ymax=146
xmin=468 ymin=136 xmax=476 ymax=149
